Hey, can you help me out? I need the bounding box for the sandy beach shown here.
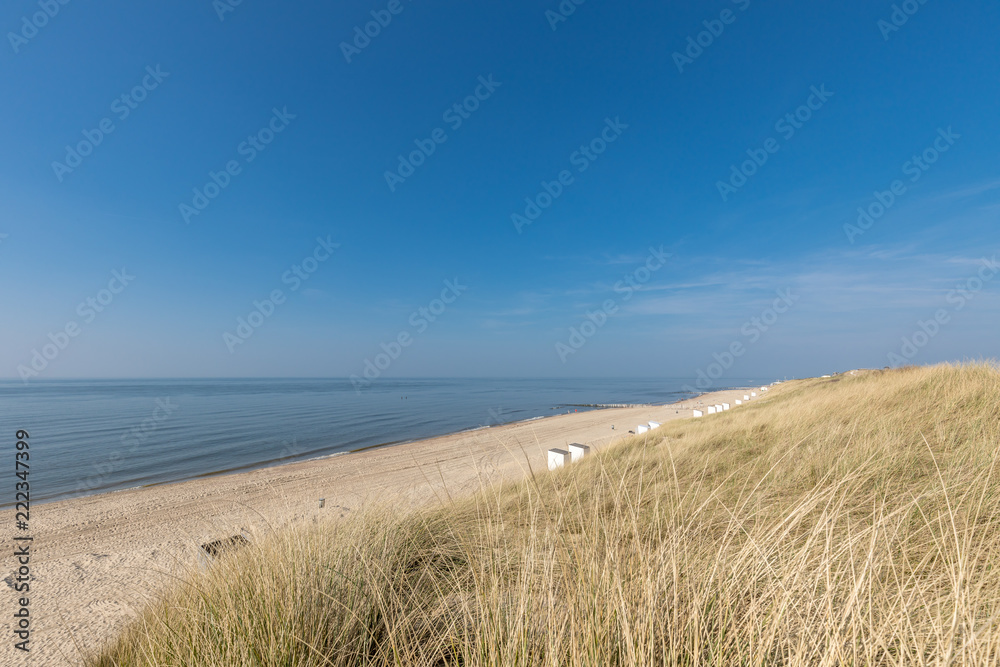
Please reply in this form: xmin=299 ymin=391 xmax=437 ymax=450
xmin=1 ymin=387 xmax=757 ymax=666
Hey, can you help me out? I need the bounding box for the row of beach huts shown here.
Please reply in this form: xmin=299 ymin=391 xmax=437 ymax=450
xmin=692 ymin=385 xmax=768 ymax=417
xmin=546 ymin=384 xmax=777 ymax=471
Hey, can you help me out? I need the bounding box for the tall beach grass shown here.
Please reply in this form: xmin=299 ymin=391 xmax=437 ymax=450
xmin=92 ymin=363 xmax=1000 ymax=665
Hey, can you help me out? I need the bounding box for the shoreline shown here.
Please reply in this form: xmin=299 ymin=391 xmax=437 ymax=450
xmin=20 ymin=389 xmax=743 ymax=509
xmin=0 ymin=384 xmax=764 ymax=666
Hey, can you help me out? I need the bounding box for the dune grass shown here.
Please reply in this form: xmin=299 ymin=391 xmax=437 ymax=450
xmin=91 ymin=363 xmax=1000 ymax=665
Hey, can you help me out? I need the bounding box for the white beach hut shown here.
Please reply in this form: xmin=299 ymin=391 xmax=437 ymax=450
xmin=548 ymin=449 xmax=571 ymax=470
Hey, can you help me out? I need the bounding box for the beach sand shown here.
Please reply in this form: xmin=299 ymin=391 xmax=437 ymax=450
xmin=1 ymin=387 xmax=757 ymax=666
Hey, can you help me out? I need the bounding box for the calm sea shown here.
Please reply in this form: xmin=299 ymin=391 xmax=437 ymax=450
xmin=0 ymin=377 xmax=770 ymax=506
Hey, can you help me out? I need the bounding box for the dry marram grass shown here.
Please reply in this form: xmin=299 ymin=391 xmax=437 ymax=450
xmin=91 ymin=363 xmax=1000 ymax=665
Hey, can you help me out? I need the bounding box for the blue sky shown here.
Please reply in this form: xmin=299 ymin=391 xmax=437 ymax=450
xmin=1 ymin=0 xmax=998 ymax=381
